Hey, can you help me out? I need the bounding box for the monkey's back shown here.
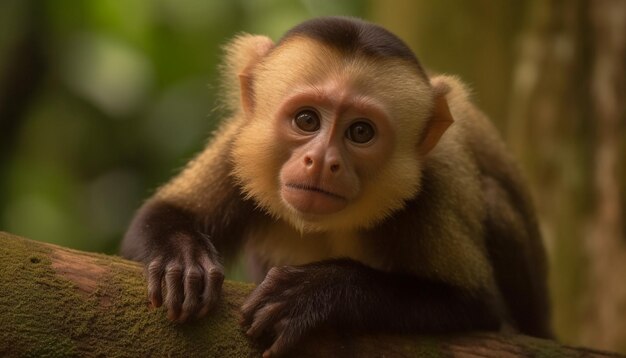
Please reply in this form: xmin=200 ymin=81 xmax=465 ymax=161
xmin=452 ymin=90 xmax=552 ymax=338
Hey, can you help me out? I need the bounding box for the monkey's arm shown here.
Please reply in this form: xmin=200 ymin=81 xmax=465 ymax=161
xmin=241 ymin=259 xmax=501 ymax=357
xmin=121 ymin=120 xmax=256 ymax=322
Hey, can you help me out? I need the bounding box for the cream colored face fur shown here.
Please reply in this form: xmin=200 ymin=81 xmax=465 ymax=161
xmin=232 ymin=37 xmax=434 ymax=233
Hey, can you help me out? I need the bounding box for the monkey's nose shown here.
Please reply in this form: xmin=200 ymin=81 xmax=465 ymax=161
xmin=303 ymin=151 xmax=341 ymax=174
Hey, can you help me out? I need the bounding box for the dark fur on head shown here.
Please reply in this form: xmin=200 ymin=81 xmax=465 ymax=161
xmin=281 ymin=16 xmax=428 ymax=80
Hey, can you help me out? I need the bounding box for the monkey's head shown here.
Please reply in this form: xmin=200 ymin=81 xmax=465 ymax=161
xmin=230 ymin=17 xmax=453 ymax=233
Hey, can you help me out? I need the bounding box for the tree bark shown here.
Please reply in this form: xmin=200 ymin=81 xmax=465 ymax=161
xmin=583 ymin=0 xmax=626 ymax=351
xmin=505 ymin=0 xmax=626 ymax=352
xmin=0 ymin=232 xmax=622 ymax=357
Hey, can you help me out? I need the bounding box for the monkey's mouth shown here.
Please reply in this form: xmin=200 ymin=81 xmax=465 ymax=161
xmin=282 ymin=183 xmax=347 ymax=215
xmin=285 ymin=183 xmax=345 ymax=200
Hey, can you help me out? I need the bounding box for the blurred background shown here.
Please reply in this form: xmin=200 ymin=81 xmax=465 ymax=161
xmin=1 ymin=0 xmax=624 ymax=353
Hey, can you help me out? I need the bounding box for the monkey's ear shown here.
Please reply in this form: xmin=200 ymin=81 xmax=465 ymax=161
xmin=418 ymin=77 xmax=455 ymax=156
xmin=223 ymin=34 xmax=274 ymax=116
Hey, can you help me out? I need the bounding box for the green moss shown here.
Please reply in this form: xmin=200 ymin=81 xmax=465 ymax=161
xmin=408 ymin=336 xmax=444 ymax=357
xmin=0 ymin=233 xmax=81 ymax=356
xmin=521 ymin=336 xmax=565 ymax=358
xmin=0 ymin=232 xmax=260 ymax=357
xmin=1 ymin=233 xmax=606 ymax=357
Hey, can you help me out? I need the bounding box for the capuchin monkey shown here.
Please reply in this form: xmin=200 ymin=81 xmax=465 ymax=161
xmin=121 ymin=17 xmax=551 ymax=357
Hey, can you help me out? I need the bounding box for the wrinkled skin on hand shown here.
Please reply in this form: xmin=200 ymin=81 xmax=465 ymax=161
xmin=146 ymin=235 xmax=225 ymax=322
xmin=240 ymin=264 xmax=339 ymax=358
xmin=238 ymin=258 xmax=504 ymax=357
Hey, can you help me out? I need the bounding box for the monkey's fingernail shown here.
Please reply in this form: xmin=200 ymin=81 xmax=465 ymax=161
xmin=177 ymin=314 xmax=188 ymax=323
xmin=262 ymin=350 xmax=271 ymax=358
xmin=167 ymin=311 xmax=179 ymax=322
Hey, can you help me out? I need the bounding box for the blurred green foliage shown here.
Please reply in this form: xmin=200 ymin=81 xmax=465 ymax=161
xmin=0 ymin=0 xmax=366 ymax=253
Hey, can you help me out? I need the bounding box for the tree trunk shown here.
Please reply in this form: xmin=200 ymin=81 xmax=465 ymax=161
xmin=582 ymin=0 xmax=626 ymax=351
xmin=506 ymin=0 xmax=626 ymax=352
xmin=505 ymin=0 xmax=591 ymax=346
xmin=0 ymin=232 xmax=622 ymax=357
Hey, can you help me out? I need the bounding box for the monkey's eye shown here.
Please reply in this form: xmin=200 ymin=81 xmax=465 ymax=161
xmin=346 ymin=121 xmax=375 ymax=144
xmin=294 ymin=110 xmax=321 ymax=132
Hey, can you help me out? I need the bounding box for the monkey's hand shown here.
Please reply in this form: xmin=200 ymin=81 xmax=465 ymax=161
xmin=241 ymin=259 xmax=502 ymax=357
xmin=145 ymin=234 xmax=225 ymax=323
xmin=240 ymin=261 xmax=350 ymax=358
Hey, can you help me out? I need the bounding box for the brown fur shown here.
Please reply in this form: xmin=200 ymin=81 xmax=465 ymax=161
xmin=121 ymin=17 xmax=552 ymax=356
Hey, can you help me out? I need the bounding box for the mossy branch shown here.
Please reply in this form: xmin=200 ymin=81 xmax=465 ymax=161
xmin=0 ymin=232 xmax=622 ymax=357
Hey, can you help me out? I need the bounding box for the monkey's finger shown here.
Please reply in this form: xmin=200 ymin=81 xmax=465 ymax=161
xmin=241 ymin=268 xmax=281 ymax=325
xmin=240 ymin=286 xmax=272 ymax=327
xmin=245 ymin=301 xmax=284 ymax=339
xmin=164 ymin=262 xmax=184 ymax=321
xmin=147 ymin=258 xmax=165 ymax=308
xmin=178 ymin=265 xmax=203 ymax=322
xmin=196 ymin=259 xmax=224 ymax=318
xmin=263 ymin=319 xmax=300 ymax=358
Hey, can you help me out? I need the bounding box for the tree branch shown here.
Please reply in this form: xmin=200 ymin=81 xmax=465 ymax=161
xmin=0 ymin=231 xmax=621 ymax=357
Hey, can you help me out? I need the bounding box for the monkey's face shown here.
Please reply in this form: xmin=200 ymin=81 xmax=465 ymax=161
xmin=274 ymin=78 xmax=396 ymax=218
xmin=232 ymin=38 xmax=433 ymax=232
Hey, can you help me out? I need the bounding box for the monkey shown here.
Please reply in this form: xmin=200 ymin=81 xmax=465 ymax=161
xmin=121 ymin=16 xmax=551 ymax=357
